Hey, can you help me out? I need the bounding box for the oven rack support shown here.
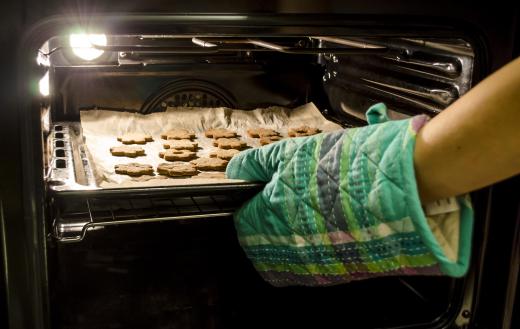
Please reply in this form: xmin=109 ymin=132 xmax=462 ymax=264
xmin=41 ymin=36 xmax=389 ymax=57
xmin=52 ymin=191 xmax=251 ymax=243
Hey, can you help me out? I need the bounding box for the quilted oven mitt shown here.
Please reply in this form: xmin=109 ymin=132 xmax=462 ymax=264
xmin=226 ymin=103 xmax=473 ymax=287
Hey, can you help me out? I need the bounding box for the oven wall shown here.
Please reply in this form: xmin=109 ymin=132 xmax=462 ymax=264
xmin=51 ymin=60 xmax=323 ymax=120
xmin=0 ymin=203 xmax=7 ymax=329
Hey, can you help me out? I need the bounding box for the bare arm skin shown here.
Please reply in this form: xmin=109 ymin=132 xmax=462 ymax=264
xmin=415 ymin=56 xmax=520 ymax=203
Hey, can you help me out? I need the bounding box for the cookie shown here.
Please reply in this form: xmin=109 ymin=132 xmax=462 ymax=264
xmin=204 ymin=128 xmax=237 ymax=139
xmin=114 ymin=163 xmax=154 ymax=176
xmin=117 ymin=133 xmax=153 ymax=144
xmin=163 ymin=139 xmax=198 ymax=151
xmin=159 ymin=149 xmax=197 ymax=161
xmin=260 ymin=135 xmax=283 ymax=145
xmin=209 ymin=148 xmax=240 ymax=160
xmin=288 ymin=126 xmax=321 ymax=137
xmin=212 ymin=138 xmax=247 ymax=150
xmin=247 ymin=128 xmax=280 ymax=138
xmin=110 ymin=146 xmax=146 ymax=157
xmin=161 ymin=129 xmax=196 ymax=140
xmin=157 ymin=162 xmax=198 ymax=177
xmin=191 ymin=157 xmax=228 ymax=171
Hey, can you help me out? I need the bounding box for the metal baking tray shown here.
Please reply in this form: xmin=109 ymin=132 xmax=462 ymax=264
xmin=46 ymin=122 xmax=263 ymax=242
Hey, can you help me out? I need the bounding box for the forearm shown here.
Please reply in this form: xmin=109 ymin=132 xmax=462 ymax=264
xmin=414 ymin=56 xmax=520 ymax=203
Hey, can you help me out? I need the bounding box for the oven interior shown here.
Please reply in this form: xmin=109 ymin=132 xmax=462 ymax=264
xmin=36 ymin=28 xmax=478 ymax=329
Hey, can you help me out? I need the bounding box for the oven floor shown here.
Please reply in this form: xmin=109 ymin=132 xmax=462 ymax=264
xmin=50 ymin=218 xmax=459 ymax=329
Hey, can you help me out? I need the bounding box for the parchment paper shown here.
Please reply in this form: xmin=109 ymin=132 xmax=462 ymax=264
xmin=79 ymin=103 xmax=343 ymax=188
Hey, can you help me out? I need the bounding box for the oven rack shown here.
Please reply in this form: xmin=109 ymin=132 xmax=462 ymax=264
xmin=52 ymin=187 xmax=259 ymax=243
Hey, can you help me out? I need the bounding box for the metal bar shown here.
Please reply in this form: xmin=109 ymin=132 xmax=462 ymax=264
xmin=50 ymin=182 xmax=263 ymax=197
xmin=209 ymin=195 xmax=222 ymax=211
xmin=362 ymin=84 xmax=442 ymax=113
xmin=101 ymin=45 xmax=389 ymax=55
xmin=127 ymin=199 xmax=139 ymax=219
xmin=57 ymin=212 xmax=233 ymax=243
xmin=362 ymin=78 xmax=457 ymax=105
xmin=313 ymin=36 xmax=386 ymax=49
xmin=149 ymin=198 xmax=161 ymax=218
xmin=191 ymin=196 xmax=202 ymax=212
xmin=169 ymin=198 xmax=180 ymax=215
xmin=382 ymin=55 xmax=461 ymax=76
xmin=191 ymin=37 xmax=217 ymax=48
xmin=401 ymin=38 xmax=474 ymax=57
xmin=108 ymin=202 xmax=116 ymax=222
xmin=85 ymin=199 xmax=94 ymax=224
xmin=189 ymin=37 xmax=388 ymax=54
xmin=398 ymin=278 xmax=428 ymax=303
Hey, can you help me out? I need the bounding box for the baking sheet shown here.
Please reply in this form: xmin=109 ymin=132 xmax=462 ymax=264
xmin=79 ymin=103 xmax=343 ymax=188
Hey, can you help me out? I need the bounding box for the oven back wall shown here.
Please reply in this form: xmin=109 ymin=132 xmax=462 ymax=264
xmin=52 ymin=62 xmax=321 ymax=120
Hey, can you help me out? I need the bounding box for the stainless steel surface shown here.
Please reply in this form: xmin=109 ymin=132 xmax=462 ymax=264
xmin=47 ymin=123 xmax=97 ymax=191
xmin=41 ymin=35 xmax=389 ymax=61
xmin=383 ymin=55 xmax=460 ymax=76
xmin=55 ymin=212 xmax=234 ymax=243
xmin=362 ymin=78 xmax=457 ymax=105
xmin=189 ymin=37 xmax=389 ymax=54
xmin=45 ymin=122 xmax=266 ymax=194
xmin=47 ymin=122 xmax=97 ymax=191
xmin=322 ymin=38 xmax=474 ymax=118
xmin=191 ymin=37 xmax=217 ymax=48
xmin=313 ymin=36 xmax=385 ymax=49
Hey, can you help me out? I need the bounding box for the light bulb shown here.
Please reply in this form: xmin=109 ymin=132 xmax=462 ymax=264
xmin=69 ymin=33 xmax=107 ymax=61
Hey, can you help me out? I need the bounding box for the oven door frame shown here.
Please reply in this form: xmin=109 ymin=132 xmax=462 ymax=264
xmin=1 ymin=7 xmax=518 ymax=329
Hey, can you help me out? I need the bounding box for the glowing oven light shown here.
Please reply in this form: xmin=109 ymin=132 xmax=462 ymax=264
xmin=39 ymin=71 xmax=49 ymax=96
xmin=69 ymin=34 xmax=107 ymax=61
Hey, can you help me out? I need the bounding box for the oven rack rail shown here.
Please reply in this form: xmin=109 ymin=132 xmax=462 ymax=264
xmin=46 ymin=122 xmax=97 ymax=191
xmin=42 ymin=36 xmax=390 ymax=59
xmin=52 ymin=190 xmax=254 ymax=243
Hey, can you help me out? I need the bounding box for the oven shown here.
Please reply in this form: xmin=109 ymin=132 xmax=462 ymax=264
xmin=1 ymin=2 xmax=519 ymax=329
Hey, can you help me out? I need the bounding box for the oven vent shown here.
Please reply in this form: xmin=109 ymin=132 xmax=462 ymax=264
xmin=140 ymin=79 xmax=237 ymax=113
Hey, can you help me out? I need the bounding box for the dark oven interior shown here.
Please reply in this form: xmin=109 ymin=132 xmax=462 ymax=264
xmin=31 ymin=17 xmax=481 ymax=329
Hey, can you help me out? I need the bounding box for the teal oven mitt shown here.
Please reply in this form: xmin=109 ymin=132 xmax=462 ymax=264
xmin=226 ymin=103 xmax=473 ymax=287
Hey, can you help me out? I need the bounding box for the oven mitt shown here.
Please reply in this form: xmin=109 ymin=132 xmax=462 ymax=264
xmin=226 ymin=103 xmax=473 ymax=287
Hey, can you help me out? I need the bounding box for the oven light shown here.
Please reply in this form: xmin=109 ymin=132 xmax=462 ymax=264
xmin=69 ymin=33 xmax=107 ymax=61
xmin=39 ymin=71 xmax=50 ymax=96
